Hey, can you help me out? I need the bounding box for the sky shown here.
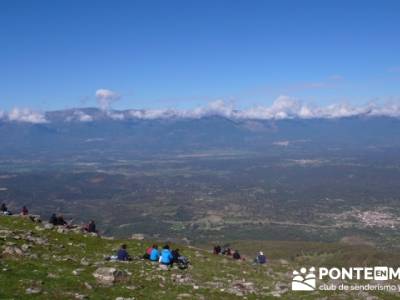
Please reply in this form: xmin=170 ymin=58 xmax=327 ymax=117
xmin=0 ymin=0 xmax=399 ymax=112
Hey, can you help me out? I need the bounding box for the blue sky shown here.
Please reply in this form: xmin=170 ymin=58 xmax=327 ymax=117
xmin=0 ymin=0 xmax=399 ymax=111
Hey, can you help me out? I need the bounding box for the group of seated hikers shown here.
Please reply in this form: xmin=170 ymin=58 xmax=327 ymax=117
xmin=214 ymin=244 xmax=267 ymax=264
xmin=107 ymin=244 xmax=189 ymax=269
xmin=48 ymin=213 xmax=98 ymax=233
xmin=1 ymin=203 xmax=31 ymax=216
xmin=2 ymin=203 xmax=264 ymax=268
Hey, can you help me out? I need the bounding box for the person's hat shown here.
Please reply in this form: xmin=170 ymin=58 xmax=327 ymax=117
xmin=259 ymin=251 xmax=264 ymax=255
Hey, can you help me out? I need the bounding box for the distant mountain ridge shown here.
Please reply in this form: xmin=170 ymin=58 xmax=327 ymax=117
xmin=0 ymin=108 xmax=400 ymax=159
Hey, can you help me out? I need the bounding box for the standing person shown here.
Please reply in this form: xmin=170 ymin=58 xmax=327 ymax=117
xmin=150 ymin=244 xmax=160 ymax=262
xmin=159 ymin=245 xmax=173 ymax=266
xmin=117 ymin=244 xmax=131 ymax=261
xmin=21 ymin=206 xmax=29 ymax=216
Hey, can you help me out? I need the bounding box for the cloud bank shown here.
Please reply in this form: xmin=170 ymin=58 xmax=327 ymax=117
xmin=5 ymin=108 xmax=48 ymax=124
xmin=124 ymin=96 xmax=400 ymax=120
xmin=1 ymin=95 xmax=400 ymax=123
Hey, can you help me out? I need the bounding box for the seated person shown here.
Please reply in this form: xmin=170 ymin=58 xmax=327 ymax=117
xmin=149 ymin=245 xmax=160 ymax=261
xmin=117 ymin=244 xmax=132 ymax=261
xmin=222 ymin=247 xmax=232 ymax=256
xmin=56 ymin=215 xmax=67 ymax=226
xmin=84 ymin=220 xmax=97 ymax=233
xmin=232 ymin=250 xmax=241 ymax=260
xmin=171 ymin=248 xmax=181 ymax=264
xmin=1 ymin=203 xmax=12 ymax=215
xmin=255 ymin=251 xmax=267 ymax=264
xmin=21 ymin=206 xmax=29 ymax=216
xmin=159 ymin=245 xmax=173 ymax=265
xmin=144 ymin=244 xmax=155 ymax=259
xmin=49 ymin=213 xmax=58 ymax=225
xmin=213 ymin=245 xmax=221 ymax=255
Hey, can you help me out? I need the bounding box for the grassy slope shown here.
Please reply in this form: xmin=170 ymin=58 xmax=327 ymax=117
xmin=0 ymin=216 xmax=399 ymax=300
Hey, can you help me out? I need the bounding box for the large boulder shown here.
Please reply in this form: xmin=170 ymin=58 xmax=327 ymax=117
xmin=93 ymin=267 xmax=128 ymax=286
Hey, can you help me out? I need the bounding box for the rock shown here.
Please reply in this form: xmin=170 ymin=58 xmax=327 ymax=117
xmin=43 ymin=223 xmax=54 ymax=230
xmin=72 ymin=268 xmax=84 ymax=276
xmin=29 ymin=215 xmax=42 ymax=223
xmin=21 ymin=244 xmax=30 ymax=252
xmin=74 ymin=293 xmax=88 ymax=299
xmin=93 ymin=267 xmax=128 ymax=286
xmin=130 ymin=233 xmax=145 ymax=240
xmin=279 ymin=259 xmax=289 ymax=265
xmin=84 ymin=282 xmax=93 ymax=290
xmin=57 ymin=227 xmax=66 ymax=234
xmin=26 ymin=287 xmax=42 ymax=294
xmin=0 ymin=229 xmax=12 ymax=239
xmin=80 ymin=257 xmax=90 ymax=266
xmin=35 ymin=226 xmax=45 ymax=231
xmin=177 ymin=294 xmax=192 ymax=299
xmin=2 ymin=246 xmax=24 ymax=256
xmin=47 ymin=273 xmax=59 ymax=278
xmin=115 ymin=297 xmax=135 ymax=300
xmin=158 ymin=264 xmax=169 ymax=271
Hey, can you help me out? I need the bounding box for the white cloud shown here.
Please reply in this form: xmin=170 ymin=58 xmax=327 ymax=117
xmin=66 ymin=110 xmax=93 ymax=122
xmin=7 ymin=108 xmax=48 ymax=123
xmin=95 ymin=89 xmax=120 ymax=110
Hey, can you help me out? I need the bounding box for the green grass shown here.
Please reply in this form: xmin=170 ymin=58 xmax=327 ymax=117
xmin=1 ymin=216 xmax=400 ymax=299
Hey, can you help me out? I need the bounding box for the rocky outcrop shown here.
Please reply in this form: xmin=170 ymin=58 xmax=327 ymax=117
xmin=92 ymin=267 xmax=128 ymax=286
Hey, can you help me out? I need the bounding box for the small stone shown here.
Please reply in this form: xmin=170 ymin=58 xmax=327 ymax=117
xmin=84 ymin=282 xmax=93 ymax=290
xmin=130 ymin=233 xmax=145 ymax=240
xmin=26 ymin=287 xmax=41 ymax=294
xmin=44 ymin=223 xmax=54 ymax=230
xmin=21 ymin=244 xmax=30 ymax=251
xmin=81 ymin=258 xmax=90 ymax=266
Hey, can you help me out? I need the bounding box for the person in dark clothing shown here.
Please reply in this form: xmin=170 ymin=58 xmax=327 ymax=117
xmin=171 ymin=248 xmax=181 ymax=264
xmin=233 ymin=250 xmax=241 ymax=260
xmin=171 ymin=248 xmax=189 ymax=269
xmin=255 ymin=251 xmax=267 ymax=264
xmin=1 ymin=203 xmax=11 ymax=215
xmin=222 ymin=247 xmax=232 ymax=256
xmin=49 ymin=213 xmax=58 ymax=225
xmin=213 ymin=245 xmax=221 ymax=255
xmin=117 ymin=244 xmax=131 ymax=261
xmin=87 ymin=220 xmax=97 ymax=233
xmin=56 ymin=215 xmax=67 ymax=226
xmin=21 ymin=206 xmax=29 ymax=216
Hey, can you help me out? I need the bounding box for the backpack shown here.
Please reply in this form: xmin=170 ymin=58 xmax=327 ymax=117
xmin=177 ymin=256 xmax=189 ymax=269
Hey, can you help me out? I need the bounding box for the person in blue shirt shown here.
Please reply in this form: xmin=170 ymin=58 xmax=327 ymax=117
xmin=149 ymin=244 xmax=159 ymax=261
xmin=159 ymin=245 xmax=173 ymax=265
xmin=117 ymin=244 xmax=131 ymax=261
xmin=254 ymin=251 xmax=267 ymax=264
